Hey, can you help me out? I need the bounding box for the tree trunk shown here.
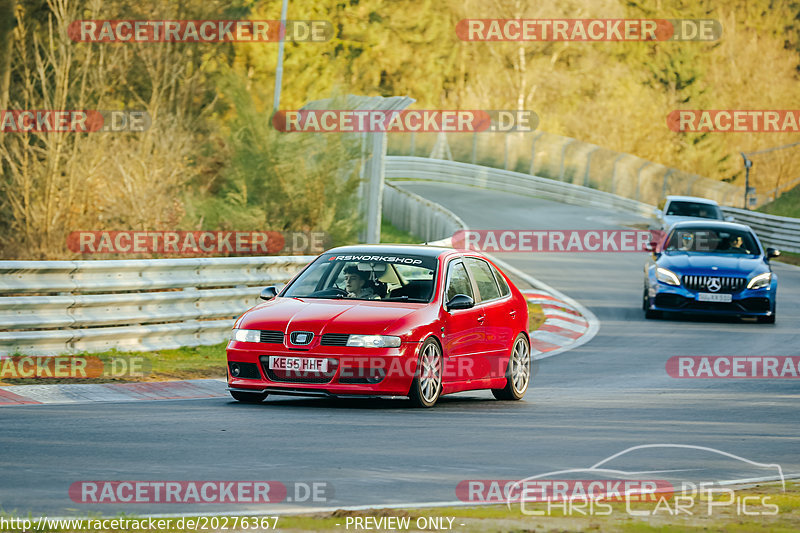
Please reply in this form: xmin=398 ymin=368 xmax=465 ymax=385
xmin=0 ymin=0 xmax=15 ymax=112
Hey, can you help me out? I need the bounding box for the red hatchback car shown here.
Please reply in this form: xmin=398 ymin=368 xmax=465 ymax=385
xmin=226 ymin=245 xmax=531 ymax=407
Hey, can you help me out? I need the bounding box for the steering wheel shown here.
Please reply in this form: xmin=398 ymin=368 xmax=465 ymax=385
xmin=308 ymin=287 xmax=349 ymax=298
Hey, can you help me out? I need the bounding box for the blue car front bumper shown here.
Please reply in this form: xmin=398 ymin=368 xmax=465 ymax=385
xmin=645 ymin=278 xmax=777 ymax=318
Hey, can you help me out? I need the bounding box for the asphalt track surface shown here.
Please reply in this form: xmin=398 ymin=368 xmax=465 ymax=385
xmin=1 ymin=182 xmax=799 ymax=517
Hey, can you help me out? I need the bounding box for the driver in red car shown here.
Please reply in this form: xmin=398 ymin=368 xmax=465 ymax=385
xmin=344 ymin=264 xmax=380 ymax=299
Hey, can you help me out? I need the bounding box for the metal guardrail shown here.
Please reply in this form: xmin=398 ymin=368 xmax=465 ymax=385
xmin=385 ymin=156 xmax=658 ymax=219
xmin=0 ymin=181 xmax=463 ymax=357
xmin=386 ymin=156 xmax=800 ymax=254
xmin=382 ymin=183 xmax=467 ymax=242
xmin=2 ymin=159 xmax=797 ymax=357
xmin=0 ymin=256 xmax=314 ymax=356
xmin=721 ymin=207 xmax=800 ymax=254
xmin=388 ymin=131 xmax=744 ymax=207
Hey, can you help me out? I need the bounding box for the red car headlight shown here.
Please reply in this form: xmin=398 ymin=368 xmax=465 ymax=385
xmin=231 ymin=329 xmax=260 ymax=343
xmin=345 ymin=335 xmax=401 ymax=348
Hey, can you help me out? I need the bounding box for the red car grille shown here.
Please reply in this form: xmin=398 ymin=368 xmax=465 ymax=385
xmin=259 ymin=356 xmax=338 ymax=384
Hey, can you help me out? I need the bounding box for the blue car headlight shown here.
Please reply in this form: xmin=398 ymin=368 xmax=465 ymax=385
xmin=656 ymin=267 xmax=681 ymax=286
xmin=746 ymin=272 xmax=772 ymax=290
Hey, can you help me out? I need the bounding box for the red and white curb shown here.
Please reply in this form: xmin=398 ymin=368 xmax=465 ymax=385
xmin=428 ymin=238 xmax=599 ymax=359
xmin=0 ymin=379 xmax=226 ymax=406
xmin=523 ymin=290 xmax=591 ymax=358
xmin=488 ymin=255 xmax=600 ymax=361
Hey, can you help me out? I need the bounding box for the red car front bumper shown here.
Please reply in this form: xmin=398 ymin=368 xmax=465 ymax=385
xmin=226 ymin=340 xmax=423 ymax=397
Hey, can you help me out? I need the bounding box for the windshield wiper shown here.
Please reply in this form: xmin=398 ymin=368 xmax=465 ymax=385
xmin=383 ymin=296 xmax=427 ymax=302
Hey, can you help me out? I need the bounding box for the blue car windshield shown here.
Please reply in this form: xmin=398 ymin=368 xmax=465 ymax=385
xmin=664 ymin=228 xmax=759 ymax=255
xmin=282 ymin=253 xmax=438 ymax=302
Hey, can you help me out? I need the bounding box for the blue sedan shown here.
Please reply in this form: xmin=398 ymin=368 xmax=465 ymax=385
xmin=643 ymin=221 xmax=780 ymax=323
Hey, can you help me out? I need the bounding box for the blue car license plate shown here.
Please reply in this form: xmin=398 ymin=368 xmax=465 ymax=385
xmin=697 ymin=293 xmax=732 ymax=303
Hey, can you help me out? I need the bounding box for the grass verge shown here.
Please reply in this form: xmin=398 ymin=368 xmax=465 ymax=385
xmin=380 ymin=218 xmax=420 ymax=244
xmin=775 ymin=250 xmax=800 ymax=267
xmin=527 ymin=302 xmax=546 ymax=332
xmin=0 ymin=344 xmax=227 ymax=386
xmin=1 ymin=482 xmax=796 ymax=533
xmin=757 ymin=184 xmax=800 ymax=219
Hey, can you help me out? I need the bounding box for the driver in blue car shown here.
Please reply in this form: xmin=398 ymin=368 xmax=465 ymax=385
xmin=344 ymin=265 xmax=380 ymax=299
xmin=727 ymin=235 xmax=747 ymax=253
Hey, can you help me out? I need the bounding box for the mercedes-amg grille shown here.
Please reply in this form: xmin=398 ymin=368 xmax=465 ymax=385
xmin=682 ymin=275 xmax=746 ymax=293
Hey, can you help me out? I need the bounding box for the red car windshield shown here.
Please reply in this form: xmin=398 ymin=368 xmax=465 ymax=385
xmin=282 ymin=253 xmax=438 ymax=302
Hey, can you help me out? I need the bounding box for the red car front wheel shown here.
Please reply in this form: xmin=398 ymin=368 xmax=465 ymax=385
xmin=408 ymin=338 xmax=443 ymax=408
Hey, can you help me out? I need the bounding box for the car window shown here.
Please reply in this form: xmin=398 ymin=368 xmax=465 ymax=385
xmin=283 ymin=253 xmax=438 ymax=301
xmin=491 ymin=264 xmax=510 ymax=297
xmin=286 ymin=261 xmax=330 ymax=295
xmin=465 ymin=258 xmax=501 ymax=301
xmin=395 ymin=264 xmax=434 ymax=281
xmin=665 ymin=228 xmax=759 ymax=254
xmin=446 ymin=261 xmax=473 ymax=301
xmin=665 ymin=201 xmax=723 ymax=220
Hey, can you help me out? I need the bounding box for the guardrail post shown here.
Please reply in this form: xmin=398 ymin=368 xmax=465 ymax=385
xmin=559 ymin=138 xmax=576 ymax=181
xmin=661 ymin=168 xmax=675 ymax=201
xmin=610 ymin=153 xmax=626 ymax=194
xmin=635 ymin=161 xmax=651 ymax=201
xmin=357 ymin=131 xmax=368 ymax=241
xmin=583 ymin=146 xmax=601 ymax=187
xmin=685 ymin=174 xmax=700 ymax=196
xmin=725 ymin=187 xmax=742 ymax=208
xmin=471 ymin=131 xmax=478 ymax=165
xmin=430 ymin=131 xmax=452 ymax=160
xmin=365 ymin=131 xmax=387 ymax=243
xmin=529 ymin=131 xmax=544 ymax=176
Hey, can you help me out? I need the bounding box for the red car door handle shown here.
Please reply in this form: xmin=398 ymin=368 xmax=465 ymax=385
xmin=477 ymin=315 xmax=485 ymax=322
xmin=509 ymin=310 xmax=516 ymax=316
